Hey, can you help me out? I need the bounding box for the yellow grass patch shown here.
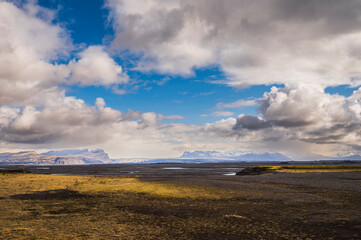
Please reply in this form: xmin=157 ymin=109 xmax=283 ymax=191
xmin=269 ymin=165 xmax=361 ymax=173
xmin=0 ymin=173 xmax=226 ymax=199
xmin=71 ymin=176 xmax=227 ymax=199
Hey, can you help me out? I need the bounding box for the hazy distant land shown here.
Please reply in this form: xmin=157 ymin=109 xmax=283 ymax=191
xmin=1 ymin=149 xmax=361 ymax=165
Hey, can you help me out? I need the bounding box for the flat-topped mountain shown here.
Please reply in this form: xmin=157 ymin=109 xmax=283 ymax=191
xmin=0 ymin=151 xmax=56 ymax=165
xmin=43 ymin=149 xmax=111 ymax=164
xmin=0 ymin=149 xmax=111 ymax=165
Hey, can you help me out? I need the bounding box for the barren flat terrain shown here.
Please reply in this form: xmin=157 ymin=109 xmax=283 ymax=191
xmin=0 ymin=163 xmax=360 ymax=239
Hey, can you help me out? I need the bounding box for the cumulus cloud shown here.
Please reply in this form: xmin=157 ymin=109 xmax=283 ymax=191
xmin=107 ymin=0 xmax=361 ymax=87
xmin=104 ymin=0 xmax=361 ymax=156
xmin=0 ymin=96 xmax=119 ymax=144
xmin=175 ymin=83 xmax=361 ymax=157
xmin=0 ymin=2 xmax=176 ymax=157
xmin=0 ymin=1 xmax=129 ymax=151
xmin=0 ymin=1 xmax=70 ymax=105
xmin=107 ymin=0 xmax=216 ymax=75
xmin=0 ymin=2 xmax=130 ymax=108
xmin=68 ymin=46 xmax=128 ymax=86
xmin=0 ymin=94 xmax=184 ymax=157
xmin=220 ymin=85 xmax=361 ymax=151
xmin=2 ymin=0 xmax=361 ymax=158
xmin=260 ymin=85 xmax=347 ymax=128
xmin=233 ymin=115 xmax=270 ymax=130
xmin=202 ymin=118 xmax=237 ymax=138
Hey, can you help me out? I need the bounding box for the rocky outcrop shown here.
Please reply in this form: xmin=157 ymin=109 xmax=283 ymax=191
xmin=54 ymin=156 xmax=85 ymax=165
xmin=236 ymin=166 xmax=273 ymax=175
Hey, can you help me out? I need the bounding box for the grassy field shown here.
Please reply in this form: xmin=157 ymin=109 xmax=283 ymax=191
xmin=0 ymin=170 xmax=360 ymax=239
xmin=272 ymin=165 xmax=361 ymax=173
xmin=238 ymin=165 xmax=361 ymax=174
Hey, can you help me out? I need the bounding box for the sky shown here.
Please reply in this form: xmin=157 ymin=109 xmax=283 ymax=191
xmin=1 ymin=0 xmax=361 ymax=158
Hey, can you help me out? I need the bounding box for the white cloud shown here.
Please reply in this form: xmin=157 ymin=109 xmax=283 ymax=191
xmin=216 ymin=84 xmax=361 ymax=155
xmin=107 ymin=0 xmax=361 ymax=88
xmin=2 ymin=1 xmax=361 ymax=159
xmin=68 ymin=46 xmax=128 ymax=86
xmin=260 ymin=85 xmax=348 ymax=128
xmin=0 ymin=1 xmax=70 ymax=106
xmin=0 ymin=2 xmax=132 ymax=107
xmin=107 ymin=0 xmax=216 ymax=75
xmin=104 ymin=0 xmax=361 ymax=156
xmin=0 ymin=106 xmax=20 ymax=128
xmin=202 ymin=118 xmax=237 ymax=138
xmin=0 ymin=2 xmax=181 ymax=157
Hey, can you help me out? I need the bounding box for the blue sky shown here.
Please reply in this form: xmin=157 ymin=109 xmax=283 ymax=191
xmin=1 ymin=0 xmax=361 ymax=158
xmin=66 ymin=68 xmax=274 ymax=124
xmin=38 ymin=0 xmax=112 ymax=45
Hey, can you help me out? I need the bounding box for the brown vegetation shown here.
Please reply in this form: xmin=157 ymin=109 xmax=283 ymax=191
xmin=0 ymin=171 xmax=360 ymax=239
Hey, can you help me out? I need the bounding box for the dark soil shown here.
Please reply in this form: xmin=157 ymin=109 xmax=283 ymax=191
xmin=11 ymin=189 xmax=89 ymax=200
xmin=0 ymin=169 xmax=31 ymax=174
xmin=1 ymin=163 xmax=361 ymax=239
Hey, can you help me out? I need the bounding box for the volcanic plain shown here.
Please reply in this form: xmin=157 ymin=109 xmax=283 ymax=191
xmin=0 ymin=162 xmax=360 ymax=239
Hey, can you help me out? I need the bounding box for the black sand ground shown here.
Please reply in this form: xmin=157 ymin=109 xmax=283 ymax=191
xmin=1 ymin=162 xmax=361 ymax=239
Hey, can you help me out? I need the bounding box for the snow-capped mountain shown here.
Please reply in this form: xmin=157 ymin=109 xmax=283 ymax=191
xmin=43 ymin=149 xmax=111 ymax=163
xmin=180 ymin=150 xmax=291 ymax=161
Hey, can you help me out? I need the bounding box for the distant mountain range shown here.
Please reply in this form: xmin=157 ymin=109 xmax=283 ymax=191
xmin=1 ymin=149 xmax=361 ymax=165
xmin=113 ymin=151 xmax=291 ymax=164
xmin=122 ymin=151 xmax=361 ymax=164
xmin=180 ymin=150 xmax=291 ymax=161
xmin=180 ymin=151 xmax=361 ymax=162
xmin=0 ymin=149 xmax=111 ymax=165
